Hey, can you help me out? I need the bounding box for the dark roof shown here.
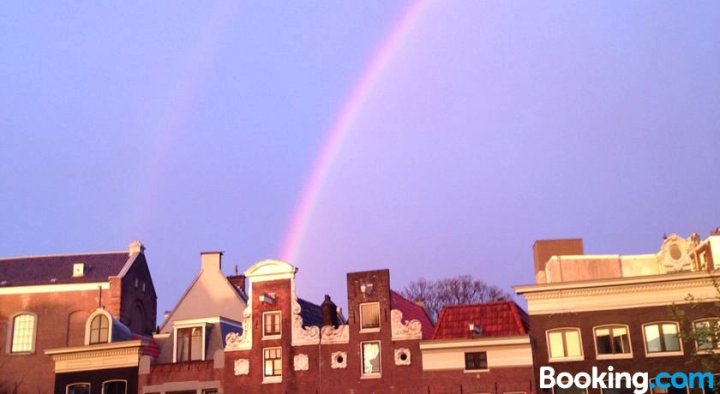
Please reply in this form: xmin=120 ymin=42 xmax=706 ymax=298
xmin=0 ymin=252 xmax=130 ymax=287
xmin=390 ymin=290 xmax=434 ymax=339
xmin=432 ymin=301 xmax=529 ymax=340
xmin=297 ymin=298 xmax=324 ymax=327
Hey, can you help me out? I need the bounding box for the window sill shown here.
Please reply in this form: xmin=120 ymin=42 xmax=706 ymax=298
xmin=464 ymin=368 xmax=490 ymax=373
xmin=548 ymin=356 xmax=584 ymax=363
xmin=262 ymin=335 xmax=281 ymax=340
xmin=360 ymin=373 xmax=381 ymax=380
xmin=359 ymin=328 xmax=380 ymax=334
xmin=8 ymin=351 xmax=34 ymax=356
xmin=596 ymin=353 xmax=633 ymax=360
xmin=645 ymin=351 xmax=683 ymax=358
xmin=262 ymin=376 xmax=282 ymax=384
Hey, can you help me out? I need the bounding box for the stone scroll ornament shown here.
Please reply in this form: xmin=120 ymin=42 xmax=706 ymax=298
xmin=294 ymin=354 xmax=309 ymax=371
xmin=291 ymin=296 xmax=320 ymax=345
xmin=320 ymin=324 xmax=349 ymax=344
xmin=390 ymin=309 xmax=423 ymax=340
xmin=225 ymin=305 xmax=252 ymax=350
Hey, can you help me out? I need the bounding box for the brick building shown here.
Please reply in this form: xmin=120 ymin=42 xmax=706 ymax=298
xmin=421 ymin=301 xmax=535 ymax=393
xmin=0 ymin=241 xmax=157 ymax=394
xmin=515 ymin=233 xmax=720 ymax=393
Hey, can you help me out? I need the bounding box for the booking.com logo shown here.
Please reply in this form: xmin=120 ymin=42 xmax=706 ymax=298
xmin=540 ymin=366 xmax=715 ymax=394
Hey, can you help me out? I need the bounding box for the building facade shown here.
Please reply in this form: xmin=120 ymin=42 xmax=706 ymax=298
xmin=0 ymin=241 xmax=157 ymax=394
xmin=515 ymin=233 xmax=720 ymax=394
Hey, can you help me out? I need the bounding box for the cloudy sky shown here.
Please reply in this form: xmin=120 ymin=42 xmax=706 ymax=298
xmin=1 ymin=1 xmax=719 ymax=317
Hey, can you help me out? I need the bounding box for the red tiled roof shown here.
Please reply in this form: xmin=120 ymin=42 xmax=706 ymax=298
xmin=432 ymin=301 xmax=528 ymax=340
xmin=0 ymin=252 xmax=129 ymax=287
xmin=390 ymin=290 xmax=434 ymax=339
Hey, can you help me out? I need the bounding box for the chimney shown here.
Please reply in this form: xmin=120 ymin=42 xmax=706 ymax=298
xmin=227 ymin=274 xmax=246 ymax=293
xmin=533 ymin=239 xmax=584 ymax=275
xmin=321 ymin=294 xmax=339 ymax=327
xmin=201 ymin=251 xmax=223 ymax=271
xmin=128 ymin=240 xmax=145 ymax=256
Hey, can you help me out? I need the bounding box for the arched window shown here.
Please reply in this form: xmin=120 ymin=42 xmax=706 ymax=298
xmin=66 ymin=383 xmax=90 ymax=394
xmin=11 ymin=313 xmax=37 ymax=353
xmin=102 ymin=380 xmax=127 ymax=394
xmin=89 ymin=314 xmax=110 ymax=344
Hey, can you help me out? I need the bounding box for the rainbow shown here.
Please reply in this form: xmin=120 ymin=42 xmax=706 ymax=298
xmin=279 ymin=1 xmax=430 ymax=263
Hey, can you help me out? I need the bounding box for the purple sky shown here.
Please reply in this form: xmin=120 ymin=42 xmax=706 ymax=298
xmin=1 ymin=2 xmax=719 ymax=318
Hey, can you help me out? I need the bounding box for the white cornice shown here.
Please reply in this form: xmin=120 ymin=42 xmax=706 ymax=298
xmin=515 ymin=271 xmax=720 ymax=294
xmin=420 ymin=336 xmax=530 ymax=350
xmin=45 ymin=340 xmax=145 ymax=373
xmin=0 ymin=282 xmax=109 ymax=295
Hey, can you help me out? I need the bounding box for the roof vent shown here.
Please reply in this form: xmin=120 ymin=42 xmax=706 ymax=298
xmin=469 ymin=323 xmax=483 ymax=338
xmin=73 ymin=263 xmax=85 ymax=277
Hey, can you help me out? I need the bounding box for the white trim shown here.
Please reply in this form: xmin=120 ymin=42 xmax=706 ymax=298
xmin=360 ymin=340 xmax=382 ymax=378
xmin=262 ymin=311 xmax=282 ymax=340
xmin=174 ymin=317 xmax=242 ymax=327
xmin=85 ymin=309 xmax=113 ymax=346
xmin=592 ymin=324 xmax=633 ymax=360
xmin=116 ymin=252 xmax=139 ymax=278
xmin=0 ymin=250 xmax=125 ymax=261
xmin=359 ymin=302 xmax=381 ymax=332
xmin=641 ymin=321 xmax=684 ymax=357
xmin=8 ymin=311 xmax=38 ymax=354
xmin=546 ymin=327 xmax=584 ymax=362
xmin=0 ymin=282 xmax=109 ymax=295
xmin=66 ymin=382 xmax=92 ymax=394
xmin=420 ymin=336 xmax=530 ymax=350
xmin=101 ymin=379 xmax=128 ymax=394
xmin=173 ymin=324 xmax=208 ymax=363
xmin=515 ymin=271 xmax=720 ymax=294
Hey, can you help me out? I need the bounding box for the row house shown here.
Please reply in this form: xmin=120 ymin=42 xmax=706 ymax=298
xmin=515 ymin=232 xmax=720 ymax=394
xmin=0 ymin=241 xmax=157 ymax=394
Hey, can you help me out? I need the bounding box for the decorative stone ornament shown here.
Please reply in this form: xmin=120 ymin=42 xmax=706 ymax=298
xmin=320 ymin=324 xmax=349 ymax=344
xmin=390 ymin=309 xmax=423 ymax=340
xmin=291 ymin=297 xmax=320 ymax=346
xmin=234 ymin=358 xmax=249 ymax=375
xmin=331 ymin=351 xmax=347 ymax=369
xmin=394 ymin=348 xmax=411 ymax=366
xmin=659 ymin=234 xmax=694 ymax=273
xmin=225 ymin=305 xmax=252 ymax=350
xmin=294 ymin=354 xmax=309 ymax=371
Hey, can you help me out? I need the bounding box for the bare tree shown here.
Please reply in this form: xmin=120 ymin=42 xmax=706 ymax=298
xmin=401 ymin=275 xmax=512 ymax=322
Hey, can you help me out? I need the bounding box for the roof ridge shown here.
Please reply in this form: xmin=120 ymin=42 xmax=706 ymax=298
xmin=441 ymin=300 xmax=513 ymax=309
xmin=0 ymin=250 xmax=126 ymax=261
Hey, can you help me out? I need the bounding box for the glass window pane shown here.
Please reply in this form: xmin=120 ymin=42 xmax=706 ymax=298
xmin=360 ymin=303 xmax=380 ymax=330
xmin=548 ymin=332 xmax=565 ymax=358
xmin=565 ymin=330 xmax=581 ymax=357
xmin=595 ymin=328 xmax=612 ymax=354
xmin=362 ymin=342 xmax=381 ymax=374
xmin=67 ymin=383 xmax=90 ymax=394
xmin=103 ymin=381 xmax=127 ymax=394
xmin=11 ymin=314 xmax=35 ymax=352
xmin=612 ymin=327 xmax=630 ymax=354
xmin=645 ymin=325 xmax=661 ymax=353
xmin=662 ymin=324 xmax=680 ymax=352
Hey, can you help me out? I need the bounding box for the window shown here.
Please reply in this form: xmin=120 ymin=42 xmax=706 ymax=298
xmin=594 ymin=325 xmax=631 ymax=357
xmin=176 ymin=326 xmax=203 ymax=362
xmin=694 ymin=319 xmax=720 ymax=351
xmin=361 ymin=341 xmax=381 ymax=376
xmin=263 ymin=347 xmax=282 ymax=381
xmin=464 ymin=351 xmax=488 ymax=371
xmin=652 ymin=380 xmax=688 ymax=394
xmin=11 ymin=313 xmax=36 ymax=353
xmin=643 ymin=323 xmax=681 ymax=354
xmin=554 ymin=387 xmax=587 ymax=394
xmin=263 ymin=311 xmax=281 ymax=338
xmin=547 ymin=328 xmax=583 ymax=360
xmin=66 ymin=383 xmax=90 ymax=394
xmin=102 ymin=380 xmax=127 ymax=394
xmin=360 ymin=303 xmax=380 ymax=331
xmin=89 ymin=314 xmax=110 ymax=344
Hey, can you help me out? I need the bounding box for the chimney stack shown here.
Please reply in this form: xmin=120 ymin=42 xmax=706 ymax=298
xmin=128 ymin=240 xmax=145 ymax=256
xmin=532 ymin=239 xmax=584 ymax=275
xmin=321 ymin=294 xmax=339 ymax=327
xmin=201 ymin=251 xmax=223 ymax=271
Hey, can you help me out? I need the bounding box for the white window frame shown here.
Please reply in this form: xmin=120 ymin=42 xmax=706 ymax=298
xmin=172 ymin=323 xmax=207 ymax=363
xmin=546 ymin=327 xmax=584 ymax=362
xmin=8 ymin=312 xmax=38 ymax=354
xmin=66 ymin=382 xmax=91 ymax=394
xmin=592 ymin=324 xmax=633 ymax=360
xmin=262 ymin=346 xmax=282 ymax=384
xmin=360 ymin=340 xmax=382 ymax=378
xmin=359 ymin=302 xmax=381 ymax=332
xmin=463 ymin=351 xmax=489 ymax=372
xmin=262 ymin=311 xmax=282 ymax=339
xmin=85 ymin=309 xmax=113 ymax=345
xmin=693 ymin=318 xmax=720 ymax=353
xmin=642 ymin=321 xmax=683 ymax=357
xmin=101 ymin=379 xmax=127 ymax=394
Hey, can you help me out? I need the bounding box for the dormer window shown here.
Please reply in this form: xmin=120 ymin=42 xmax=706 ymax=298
xmin=85 ymin=309 xmax=113 ymax=346
xmin=176 ymin=326 xmax=203 ymax=362
xmin=89 ymin=314 xmax=110 ymax=344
